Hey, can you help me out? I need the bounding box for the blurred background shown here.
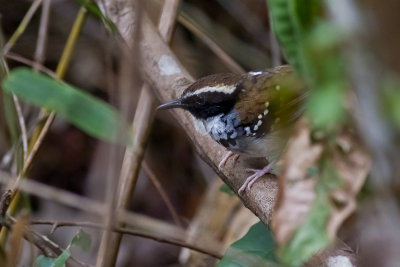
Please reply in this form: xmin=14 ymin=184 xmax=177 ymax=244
xmin=1 ymin=0 xmax=400 ymax=266
xmin=0 ymin=0 xmax=271 ymax=266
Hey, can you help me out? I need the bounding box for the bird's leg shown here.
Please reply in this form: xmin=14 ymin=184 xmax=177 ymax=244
xmin=218 ymin=151 xmax=240 ymax=169
xmin=238 ymin=161 xmax=275 ymax=195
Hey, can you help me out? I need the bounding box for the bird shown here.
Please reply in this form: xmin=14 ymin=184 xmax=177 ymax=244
xmin=157 ymin=65 xmax=307 ymax=194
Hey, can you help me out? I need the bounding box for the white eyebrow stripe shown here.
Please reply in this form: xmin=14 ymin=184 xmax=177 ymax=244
xmin=184 ymin=85 xmax=237 ymax=97
xmin=249 ymin=71 xmax=263 ymax=76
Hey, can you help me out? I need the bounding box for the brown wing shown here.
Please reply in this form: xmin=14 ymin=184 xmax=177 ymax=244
xmin=234 ymin=65 xmax=307 ymax=136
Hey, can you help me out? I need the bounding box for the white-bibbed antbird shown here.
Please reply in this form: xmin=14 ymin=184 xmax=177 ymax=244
xmin=157 ymin=65 xmax=307 ymax=194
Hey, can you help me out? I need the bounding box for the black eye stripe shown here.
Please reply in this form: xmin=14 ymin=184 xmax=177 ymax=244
xmin=183 ymin=90 xmax=238 ymax=104
xmin=180 ymin=90 xmax=240 ymax=119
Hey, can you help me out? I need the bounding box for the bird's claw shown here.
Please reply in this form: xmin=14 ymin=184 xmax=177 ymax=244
xmin=238 ymin=162 xmax=275 ymax=195
xmin=218 ymin=151 xmax=239 ymax=170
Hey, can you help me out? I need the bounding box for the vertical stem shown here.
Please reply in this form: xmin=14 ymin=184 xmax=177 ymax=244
xmin=33 ymin=0 xmax=51 ymax=70
xmin=270 ymin=30 xmax=281 ymax=67
xmin=143 ymin=161 xmax=183 ymax=227
xmin=55 ymin=8 xmax=87 ymax=78
xmin=95 ymin=1 xmax=181 ymax=266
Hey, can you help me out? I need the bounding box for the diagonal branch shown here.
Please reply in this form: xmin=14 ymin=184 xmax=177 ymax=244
xmin=102 ymin=0 xmax=278 ymax=225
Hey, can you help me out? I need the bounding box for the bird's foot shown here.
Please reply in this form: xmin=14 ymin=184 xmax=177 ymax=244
xmin=238 ymin=161 xmax=275 ymax=195
xmin=218 ymin=151 xmax=240 ymax=170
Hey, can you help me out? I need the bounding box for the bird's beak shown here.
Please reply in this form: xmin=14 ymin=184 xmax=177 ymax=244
xmin=157 ymin=99 xmax=184 ymax=110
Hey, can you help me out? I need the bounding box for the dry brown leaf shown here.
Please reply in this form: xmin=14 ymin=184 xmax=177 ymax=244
xmin=7 ymin=214 xmax=29 ymax=267
xmin=327 ymin=132 xmax=371 ymax=237
xmin=272 ymin=118 xmax=371 ymax=245
xmin=272 ymin=119 xmax=323 ymax=244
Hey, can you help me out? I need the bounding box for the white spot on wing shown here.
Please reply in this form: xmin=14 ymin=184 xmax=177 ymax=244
xmin=185 ymin=85 xmax=236 ymax=97
xmin=258 ymin=114 xmax=262 ymax=119
xmin=158 ymin=55 xmax=181 ymax=76
xmin=275 ymin=85 xmax=281 ymax=91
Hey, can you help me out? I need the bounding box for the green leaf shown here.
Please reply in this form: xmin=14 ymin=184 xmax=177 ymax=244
xmin=306 ymin=83 xmax=344 ymax=129
xmin=34 ymin=250 xmax=71 ymax=267
xmin=266 ymin=0 xmax=323 ymax=74
xmin=278 ymin=160 xmax=341 ymax=266
xmin=219 ymin=184 xmax=234 ymax=196
xmin=75 ymin=0 xmax=118 ymax=34
xmin=303 ymin=23 xmax=346 ymax=130
xmin=218 ymin=222 xmax=279 ymax=267
xmin=34 ymin=255 xmax=56 ymax=267
xmin=382 ymin=75 xmax=400 ymax=128
xmin=268 ymin=0 xmax=347 ymax=131
xmin=293 ymin=0 xmax=324 ymax=31
xmin=2 ymin=68 xmax=130 ymax=144
xmin=71 ymin=229 xmax=92 ymax=252
xmin=34 ymin=229 xmax=91 ymax=267
xmin=267 ymin=0 xmax=303 ymax=71
xmin=279 ymin=193 xmax=330 ymax=266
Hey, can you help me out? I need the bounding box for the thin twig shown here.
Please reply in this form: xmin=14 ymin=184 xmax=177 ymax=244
xmin=0 ymin=54 xmax=28 ymax=165
xmin=1 ymin=112 xmax=56 ymax=228
xmin=0 ymin=170 xmax=220 ymax=252
xmin=0 ymin=171 xmax=179 ymax=233
xmin=0 ymin=171 xmax=104 ymax=215
xmin=5 ymin=53 xmax=57 ymax=78
xmin=3 ymin=0 xmax=52 ymax=187
xmin=216 ymin=0 xmax=270 ymax=49
xmin=96 ymin=0 xmax=145 ymax=264
xmin=270 ymin=31 xmax=281 ymax=67
xmin=0 ymin=80 xmax=55 ymax=220
xmin=33 ymin=0 xmax=51 ymax=70
xmin=143 ymin=161 xmax=183 ymax=227
xmin=13 ymin=113 xmax=55 ymax=188
xmin=0 ymin=6 xmax=88 ymax=230
xmin=55 ymin=8 xmax=87 ymax=76
xmin=29 ymin=219 xmax=222 ymax=259
xmin=2 ymin=0 xmax=43 ymax=55
xmin=11 ymin=95 xmax=28 ymax=161
xmin=178 ymin=14 xmax=244 ymax=74
xmin=3 ymin=217 xmax=93 ymax=267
